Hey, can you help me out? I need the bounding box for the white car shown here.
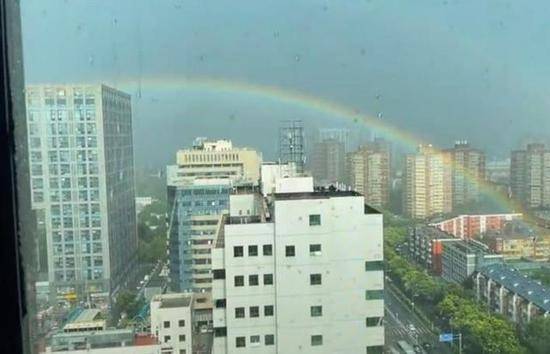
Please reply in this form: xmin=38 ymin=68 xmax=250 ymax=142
xmin=408 ymin=324 xmax=416 ymax=332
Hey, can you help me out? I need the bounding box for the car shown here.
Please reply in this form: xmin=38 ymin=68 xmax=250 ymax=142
xmin=413 ymin=344 xmax=422 ymax=353
xmin=408 ymin=324 xmax=416 ymax=332
xmin=422 ymin=342 xmax=432 ymax=349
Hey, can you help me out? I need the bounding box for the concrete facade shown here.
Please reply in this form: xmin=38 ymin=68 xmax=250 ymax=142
xmin=407 ymin=225 xmax=460 ymax=275
xmin=445 ymin=141 xmax=486 ymax=208
xmin=150 ymin=293 xmax=194 ymax=354
xmin=346 ymin=138 xmax=390 ymax=209
xmin=511 ymin=143 xmax=550 ymax=209
xmin=211 ymin=182 xmax=384 ymax=354
xmin=442 ymin=239 xmax=503 ymax=284
xmin=403 ymin=145 xmax=452 ymax=219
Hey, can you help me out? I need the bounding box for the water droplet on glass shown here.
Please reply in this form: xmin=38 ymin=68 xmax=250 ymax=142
xmin=360 ymin=48 xmax=366 ymax=56
xmin=375 ymin=94 xmax=381 ymax=100
xmin=377 ymin=112 xmax=383 ymax=119
xmin=295 ymin=55 xmax=301 ymax=62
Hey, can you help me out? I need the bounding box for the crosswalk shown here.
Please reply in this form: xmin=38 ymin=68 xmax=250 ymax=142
xmin=386 ymin=324 xmax=432 ymax=338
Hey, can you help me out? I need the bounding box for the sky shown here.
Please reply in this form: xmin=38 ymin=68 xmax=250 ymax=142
xmin=20 ymin=0 xmax=550 ymax=168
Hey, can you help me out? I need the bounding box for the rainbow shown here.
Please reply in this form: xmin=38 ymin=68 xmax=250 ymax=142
xmin=113 ymin=75 xmax=522 ymax=214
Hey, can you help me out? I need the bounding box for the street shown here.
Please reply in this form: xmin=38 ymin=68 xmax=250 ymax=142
xmin=385 ymin=280 xmax=452 ymax=353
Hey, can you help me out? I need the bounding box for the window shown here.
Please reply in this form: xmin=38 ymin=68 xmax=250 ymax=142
xmin=163 ymin=321 xmax=170 ymax=328
xmin=311 ymin=335 xmax=323 ymax=346
xmin=366 ymin=316 xmax=382 ymax=327
xmin=310 ymin=305 xmax=323 ymax=317
xmin=263 ymin=273 xmax=273 ymax=285
xmin=234 ymin=275 xmax=244 ymax=287
xmin=310 ymin=273 xmax=322 ymax=285
xmin=263 ymin=244 xmax=273 ymax=256
xmin=215 ymin=299 xmax=226 ymax=308
xmin=365 ymin=290 xmax=384 ymax=300
xmin=178 ymin=319 xmax=185 ymax=327
xmin=264 ymin=305 xmax=274 ymax=316
xmin=249 ymin=306 xmax=259 ymax=318
xmin=179 ymin=334 xmax=186 ymax=342
xmin=249 ymin=274 xmax=259 ymax=286
xmin=214 ymin=327 xmax=227 ymax=337
xmin=179 ymin=350 xmax=186 ymax=354
xmin=233 ymin=246 xmax=243 ymax=257
xmin=366 ymin=345 xmax=384 ymax=354
xmin=265 ymin=334 xmax=275 ymax=346
xmin=235 ymin=307 xmax=245 ymax=318
xmin=365 ymin=260 xmax=384 ymax=271
xmin=309 ymin=214 xmax=321 ymax=226
xmin=213 ymin=269 xmax=226 ymax=279
xmin=164 ymin=336 xmax=171 ymax=343
xmin=236 ymin=336 xmax=245 ymax=348
xmin=248 ymin=245 xmax=258 ymax=256
xmin=250 ymin=335 xmax=260 ymax=346
xmin=285 ymin=245 xmax=295 ymax=257
xmin=310 ymin=244 xmax=322 ymax=256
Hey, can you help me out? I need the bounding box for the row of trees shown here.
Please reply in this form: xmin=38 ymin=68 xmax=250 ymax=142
xmin=137 ymin=201 xmax=168 ymax=264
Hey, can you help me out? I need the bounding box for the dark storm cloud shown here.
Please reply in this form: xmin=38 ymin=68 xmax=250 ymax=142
xmin=21 ymin=0 xmax=550 ymax=166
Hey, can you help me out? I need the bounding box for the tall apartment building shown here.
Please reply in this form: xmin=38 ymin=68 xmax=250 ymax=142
xmin=446 ymin=141 xmax=486 ymax=208
xmin=511 ymin=143 xmax=550 ymax=209
xmin=310 ymin=138 xmax=346 ymax=186
xmin=347 ymin=139 xmax=390 ymax=208
xmin=403 ymin=145 xmax=452 ymax=219
xmin=318 ymin=128 xmax=351 ymax=152
xmin=167 ymin=139 xmax=262 ymax=292
xmin=211 ymin=178 xmax=384 ymax=354
xmin=25 ymin=85 xmax=137 ymax=303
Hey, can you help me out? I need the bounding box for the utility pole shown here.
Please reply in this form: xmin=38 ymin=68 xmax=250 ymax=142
xmin=457 ymin=333 xmax=462 ymax=354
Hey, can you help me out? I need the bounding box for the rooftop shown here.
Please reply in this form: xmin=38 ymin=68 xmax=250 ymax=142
xmin=484 ymin=220 xmax=549 ymax=240
xmin=446 ymin=239 xmax=490 ymax=255
xmin=274 ymin=190 xmax=361 ymax=200
xmin=71 ymin=309 xmax=101 ymax=323
xmin=414 ymin=225 xmax=456 ymax=240
xmin=478 ymin=263 xmax=550 ymax=312
xmin=155 ymin=295 xmax=192 ymax=309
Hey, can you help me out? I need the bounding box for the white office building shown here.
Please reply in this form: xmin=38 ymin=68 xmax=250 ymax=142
xmin=150 ymin=293 xmax=194 ymax=354
xmin=211 ymin=178 xmax=384 ymax=354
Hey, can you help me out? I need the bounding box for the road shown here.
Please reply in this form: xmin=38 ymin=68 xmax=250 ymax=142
xmin=385 ymin=280 xmax=452 ymax=353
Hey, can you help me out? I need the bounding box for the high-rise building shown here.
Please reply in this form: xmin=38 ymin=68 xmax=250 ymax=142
xmin=211 ymin=178 xmax=384 ymax=354
xmin=279 ymin=120 xmax=306 ymax=173
xmin=25 ymin=85 xmax=137 ymax=303
xmin=511 ymin=143 xmax=550 ymax=209
xmin=347 ymin=138 xmax=390 ymax=208
xmin=446 ymin=141 xmax=486 ymax=208
xmin=318 ymin=127 xmax=351 ymax=152
xmin=403 ymin=144 xmax=452 ymax=219
xmin=310 ymin=138 xmax=346 ymax=186
xmin=167 ymin=139 xmax=262 ymax=292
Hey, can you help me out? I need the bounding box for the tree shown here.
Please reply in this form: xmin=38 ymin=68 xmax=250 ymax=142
xmin=524 ymin=316 xmax=550 ymax=354
xmin=115 ymin=290 xmax=142 ymax=319
xmin=438 ymin=294 xmax=524 ymax=354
